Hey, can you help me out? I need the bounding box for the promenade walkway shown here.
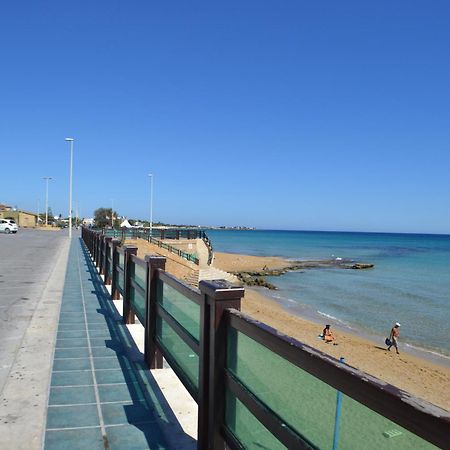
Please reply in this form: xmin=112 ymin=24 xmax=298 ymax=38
xmin=43 ymin=237 xmax=195 ymax=450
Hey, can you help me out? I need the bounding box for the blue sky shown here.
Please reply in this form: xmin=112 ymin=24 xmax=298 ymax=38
xmin=1 ymin=1 xmax=449 ymax=233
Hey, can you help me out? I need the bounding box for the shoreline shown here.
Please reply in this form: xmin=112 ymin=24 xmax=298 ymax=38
xmin=213 ymin=251 xmax=450 ymax=411
xmin=214 ymin=251 xmax=450 ymax=365
xmin=260 ymin=286 xmax=450 ymax=368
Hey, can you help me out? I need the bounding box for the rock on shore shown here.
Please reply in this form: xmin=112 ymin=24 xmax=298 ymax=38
xmin=232 ymin=259 xmax=374 ymax=289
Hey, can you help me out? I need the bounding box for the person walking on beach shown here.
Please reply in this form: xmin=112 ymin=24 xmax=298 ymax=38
xmin=387 ymin=322 xmax=401 ymax=354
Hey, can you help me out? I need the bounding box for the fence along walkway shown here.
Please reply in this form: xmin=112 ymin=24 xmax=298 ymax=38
xmin=43 ymin=237 xmax=195 ymax=450
xmin=82 ymin=227 xmax=450 ymax=450
xmin=102 ymin=228 xmax=213 ymax=266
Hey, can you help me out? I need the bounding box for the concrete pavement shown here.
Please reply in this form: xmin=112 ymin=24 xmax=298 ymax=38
xmin=0 ymin=228 xmax=71 ymax=449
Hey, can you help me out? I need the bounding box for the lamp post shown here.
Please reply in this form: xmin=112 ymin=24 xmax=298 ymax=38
xmin=111 ymin=199 xmax=114 ymax=228
xmin=65 ymin=137 xmax=74 ymax=238
xmin=43 ymin=176 xmax=53 ymax=225
xmin=148 ymin=173 xmax=153 ymax=236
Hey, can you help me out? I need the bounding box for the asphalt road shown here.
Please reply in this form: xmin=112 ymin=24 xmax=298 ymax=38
xmin=0 ymin=228 xmax=68 ymax=394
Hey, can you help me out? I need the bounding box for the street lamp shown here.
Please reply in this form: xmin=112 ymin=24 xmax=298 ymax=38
xmin=43 ymin=176 xmax=53 ymax=225
xmin=65 ymin=137 xmax=74 ymax=238
xmin=148 ymin=173 xmax=153 ymax=236
xmin=111 ymin=199 xmax=114 ymax=228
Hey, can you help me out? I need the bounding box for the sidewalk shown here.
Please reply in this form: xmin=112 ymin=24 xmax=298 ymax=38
xmin=43 ymin=238 xmax=196 ymax=449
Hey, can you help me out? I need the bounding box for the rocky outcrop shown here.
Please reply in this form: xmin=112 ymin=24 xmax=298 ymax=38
xmin=348 ymin=263 xmax=374 ymax=269
xmin=232 ymin=259 xmax=374 ymax=290
xmin=234 ymin=272 xmax=277 ymax=290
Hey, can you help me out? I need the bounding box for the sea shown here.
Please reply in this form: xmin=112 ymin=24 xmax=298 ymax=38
xmin=206 ymin=229 xmax=450 ymax=366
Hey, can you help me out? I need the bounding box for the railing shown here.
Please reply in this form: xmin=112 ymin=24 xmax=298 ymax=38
xmin=101 ymin=228 xmax=201 ymax=265
xmin=202 ymin=232 xmax=214 ymax=265
xmin=101 ymin=227 xmax=206 ymax=240
xmin=81 ymin=227 xmax=450 ymax=450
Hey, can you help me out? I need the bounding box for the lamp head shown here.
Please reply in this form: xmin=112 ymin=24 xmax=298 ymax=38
xmin=65 ymin=137 xmax=74 ymax=142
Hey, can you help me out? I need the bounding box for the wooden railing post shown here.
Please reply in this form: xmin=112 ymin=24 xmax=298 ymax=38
xmin=100 ymin=235 xmax=107 ymax=276
xmin=111 ymin=239 xmax=120 ymax=299
xmin=92 ymin=232 xmax=97 ymax=262
xmin=87 ymin=228 xmax=90 ymax=252
xmin=92 ymin=231 xmax=95 ymax=253
xmin=198 ymin=280 xmax=244 ymax=450
xmin=95 ymin=232 xmax=101 ymax=267
xmin=123 ymin=246 xmax=138 ymax=324
xmin=144 ymin=255 xmax=166 ymax=369
xmin=104 ymin=237 xmax=112 ymax=284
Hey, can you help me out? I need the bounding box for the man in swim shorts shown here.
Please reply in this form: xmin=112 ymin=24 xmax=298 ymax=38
xmin=387 ymin=322 xmax=401 ymax=354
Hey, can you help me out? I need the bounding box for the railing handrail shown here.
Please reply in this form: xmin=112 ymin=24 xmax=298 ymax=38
xmin=130 ymin=253 xmax=147 ymax=268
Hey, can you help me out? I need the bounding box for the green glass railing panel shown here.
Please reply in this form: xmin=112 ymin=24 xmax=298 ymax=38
xmin=227 ymin=329 xmax=335 ymax=449
xmin=156 ymin=316 xmax=199 ymax=391
xmin=225 ymin=389 xmax=288 ymax=450
xmin=116 ymin=270 xmax=124 ymax=292
xmin=337 ymin=394 xmax=437 ymax=450
xmin=130 ymin=286 xmax=146 ymax=324
xmin=227 ymin=329 xmax=437 ymax=450
xmin=158 ymin=280 xmax=200 ymax=342
xmin=132 ymin=262 xmax=147 ymax=291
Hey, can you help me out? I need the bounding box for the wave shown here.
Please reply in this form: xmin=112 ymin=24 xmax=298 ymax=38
xmin=269 ymin=292 xmax=305 ymax=304
xmin=403 ymin=342 xmax=450 ymax=361
xmin=316 ymin=310 xmax=354 ymax=329
xmin=317 ymin=311 xmax=338 ymax=321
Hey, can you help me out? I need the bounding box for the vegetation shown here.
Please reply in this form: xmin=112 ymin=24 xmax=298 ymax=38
xmin=94 ymin=208 xmax=113 ymax=228
xmin=94 ymin=207 xmax=120 ymax=228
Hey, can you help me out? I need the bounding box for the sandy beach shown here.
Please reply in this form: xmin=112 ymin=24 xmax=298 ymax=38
xmin=214 ymin=252 xmax=450 ymax=411
xmin=123 ymin=242 xmax=450 ymax=411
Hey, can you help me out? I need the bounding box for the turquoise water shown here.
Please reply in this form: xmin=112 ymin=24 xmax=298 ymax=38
xmin=207 ymin=230 xmax=450 ymax=362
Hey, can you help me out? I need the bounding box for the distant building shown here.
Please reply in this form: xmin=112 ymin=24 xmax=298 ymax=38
xmin=0 ymin=204 xmax=37 ymax=227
